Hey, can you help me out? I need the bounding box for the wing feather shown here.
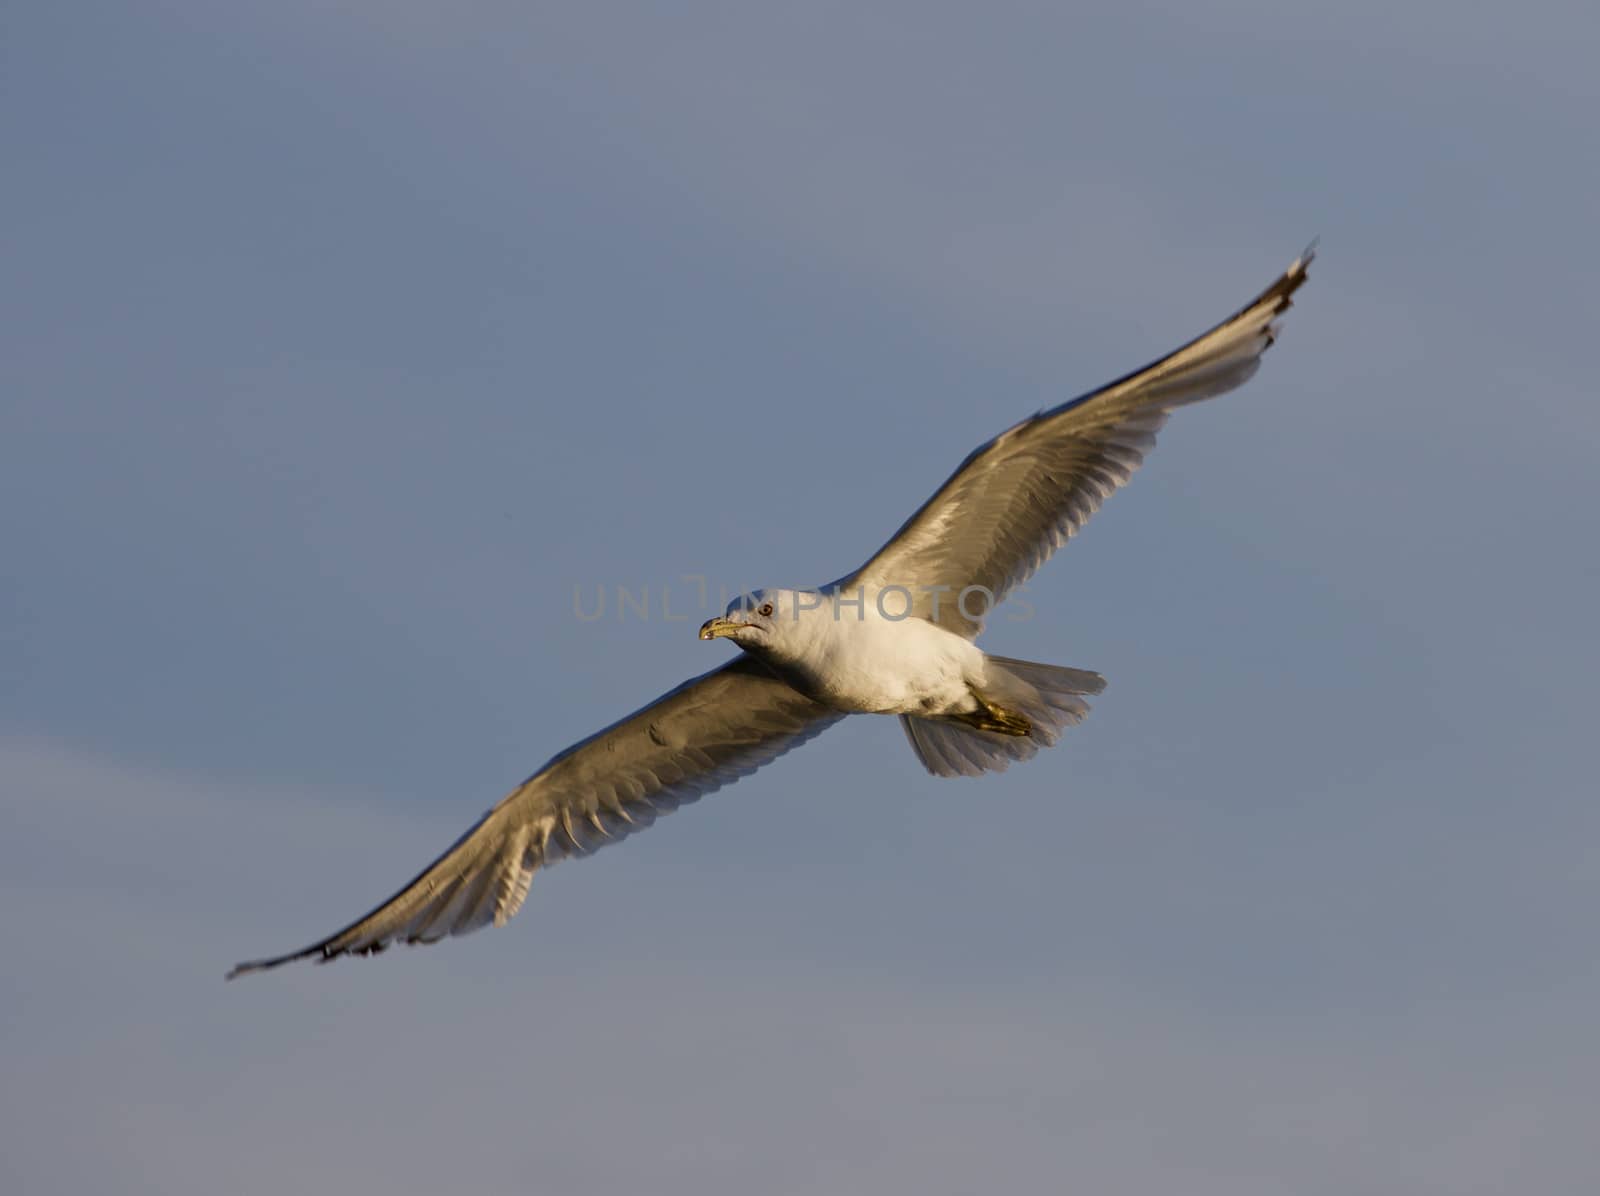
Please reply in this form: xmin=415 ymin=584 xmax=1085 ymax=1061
xmin=835 ymin=246 xmax=1314 ymax=636
xmin=227 ymin=657 xmax=840 ymax=977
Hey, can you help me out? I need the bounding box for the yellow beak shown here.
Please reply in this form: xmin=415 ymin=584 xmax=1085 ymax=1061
xmin=698 ymin=616 xmax=743 ymax=641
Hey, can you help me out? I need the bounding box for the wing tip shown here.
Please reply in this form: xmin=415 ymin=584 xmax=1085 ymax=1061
xmin=225 ymin=953 xmax=297 ymax=981
xmin=1254 ymin=238 xmax=1317 ymax=315
xmin=225 ymin=940 xmax=354 ymax=980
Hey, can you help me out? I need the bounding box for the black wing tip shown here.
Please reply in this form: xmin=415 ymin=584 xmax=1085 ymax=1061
xmin=225 ymin=957 xmax=284 ymax=981
xmin=1256 ymin=239 xmax=1318 ymax=311
xmin=225 ymin=941 xmax=360 ymax=980
xmin=225 ymin=948 xmax=319 ymax=980
xmin=224 ymin=930 xmax=417 ymax=978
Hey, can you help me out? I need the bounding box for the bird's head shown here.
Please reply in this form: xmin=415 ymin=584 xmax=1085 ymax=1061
xmin=698 ymin=588 xmax=810 ymax=655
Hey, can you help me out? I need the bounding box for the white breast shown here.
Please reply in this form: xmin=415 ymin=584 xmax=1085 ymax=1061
xmin=780 ymin=591 xmax=985 ymax=716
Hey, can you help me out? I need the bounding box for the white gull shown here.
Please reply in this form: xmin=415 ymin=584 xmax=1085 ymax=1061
xmin=228 ymin=246 xmax=1313 ymax=977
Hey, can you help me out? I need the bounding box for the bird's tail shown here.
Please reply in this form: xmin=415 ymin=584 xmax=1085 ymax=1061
xmin=900 ymin=656 xmax=1106 ymax=778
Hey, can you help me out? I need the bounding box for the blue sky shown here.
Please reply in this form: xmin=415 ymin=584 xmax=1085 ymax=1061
xmin=4 ymin=2 xmax=1597 ymax=1192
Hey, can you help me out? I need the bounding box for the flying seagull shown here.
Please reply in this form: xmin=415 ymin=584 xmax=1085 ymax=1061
xmin=228 ymin=246 xmax=1313 ymax=978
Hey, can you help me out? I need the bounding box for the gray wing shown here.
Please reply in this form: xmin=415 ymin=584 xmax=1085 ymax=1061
xmin=834 ymin=247 xmax=1314 ymax=637
xmin=227 ymin=657 xmax=841 ymax=977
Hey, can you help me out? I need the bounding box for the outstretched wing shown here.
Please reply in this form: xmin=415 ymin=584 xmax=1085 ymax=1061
xmin=227 ymin=657 xmax=841 ymax=976
xmin=834 ymin=246 xmax=1314 ymax=637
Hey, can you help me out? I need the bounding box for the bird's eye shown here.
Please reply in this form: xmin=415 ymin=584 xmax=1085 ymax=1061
xmin=759 ymin=602 xmax=774 ymax=618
